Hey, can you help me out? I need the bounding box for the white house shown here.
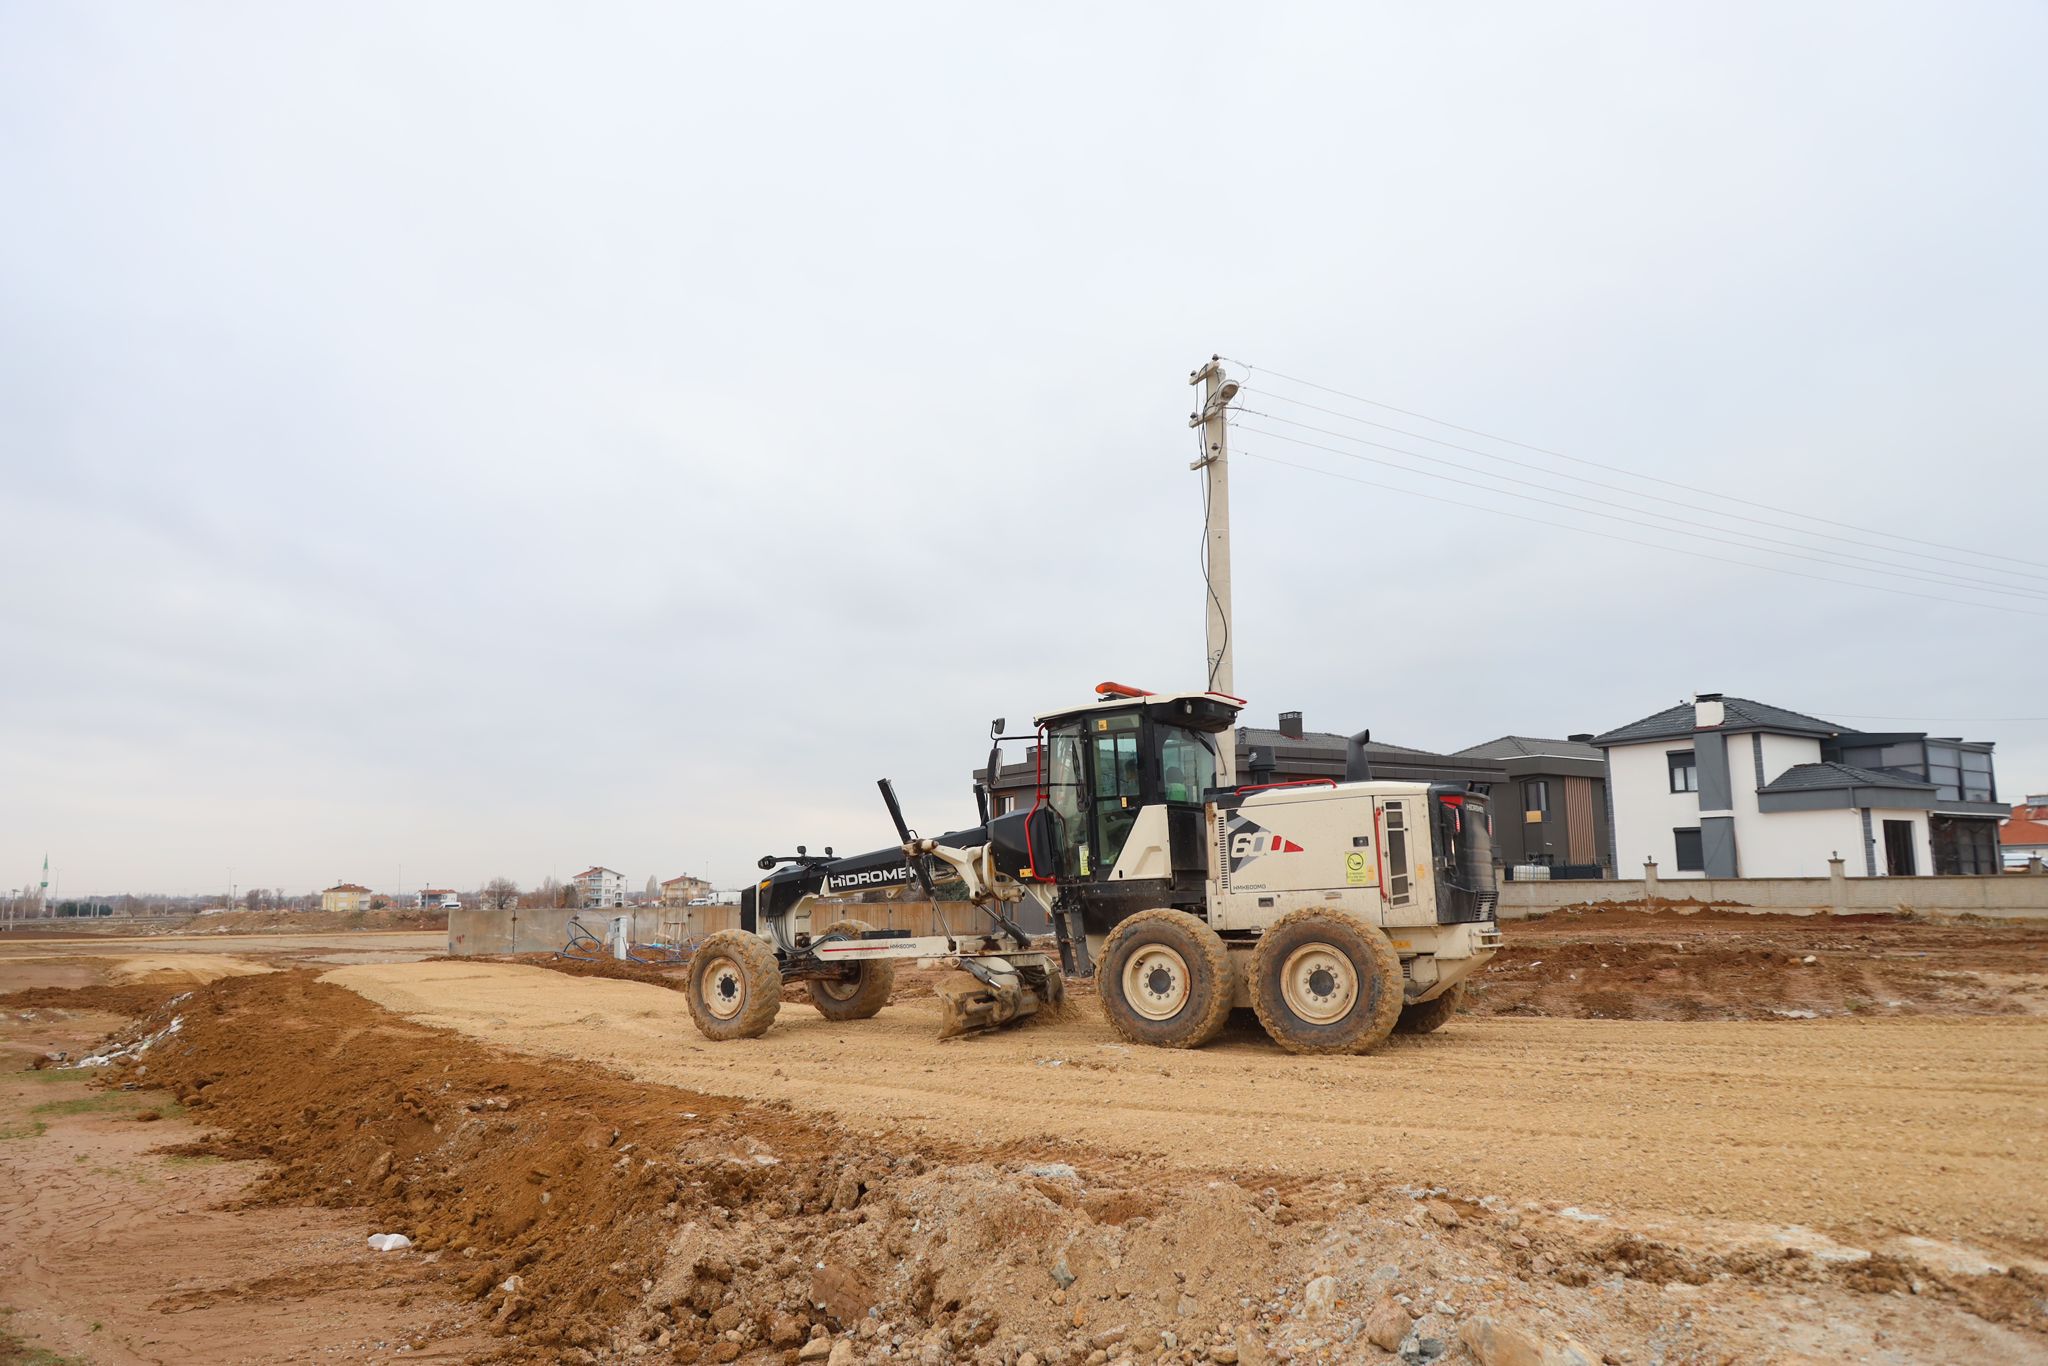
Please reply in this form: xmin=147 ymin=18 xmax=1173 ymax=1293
xmin=1591 ymin=694 xmax=2002 ymax=879
xmin=572 ymin=866 xmax=627 ymax=908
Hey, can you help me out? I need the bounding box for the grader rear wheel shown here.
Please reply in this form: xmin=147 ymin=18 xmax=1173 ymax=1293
xmin=687 ymin=930 xmax=782 ymax=1040
xmin=1249 ymin=908 xmax=1404 ymax=1055
xmin=1096 ymin=909 xmax=1234 ymax=1049
xmin=806 ymin=918 xmax=895 ymax=1021
xmin=1395 ymin=981 xmax=1466 ymax=1035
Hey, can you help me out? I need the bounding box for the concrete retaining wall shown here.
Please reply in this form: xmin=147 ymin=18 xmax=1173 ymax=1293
xmin=445 ymin=900 xmax=1041 ymax=957
xmin=1500 ymin=870 xmax=2048 ymax=921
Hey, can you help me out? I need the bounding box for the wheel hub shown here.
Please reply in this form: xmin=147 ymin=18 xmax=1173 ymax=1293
xmin=1280 ymin=942 xmax=1358 ymax=1024
xmin=815 ymin=971 xmax=861 ymax=1001
xmin=1122 ymin=943 xmax=1192 ymax=1021
xmin=704 ymin=959 xmax=746 ymax=1019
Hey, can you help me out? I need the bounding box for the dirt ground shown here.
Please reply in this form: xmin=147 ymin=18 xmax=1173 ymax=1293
xmin=3 ymin=910 xmax=2045 ymax=1365
xmin=0 ymin=929 xmax=447 ymax=971
xmin=325 ymin=960 xmax=2048 ymax=1258
xmin=0 ymin=995 xmax=489 ymax=1363
xmin=1470 ymin=906 xmax=2048 ymax=1021
xmin=0 ymin=908 xmax=448 ymax=940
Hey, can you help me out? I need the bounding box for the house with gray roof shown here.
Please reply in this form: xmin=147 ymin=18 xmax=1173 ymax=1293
xmin=1592 ymin=694 xmax=2006 ymax=879
xmin=1453 ymin=735 xmax=1610 ymax=875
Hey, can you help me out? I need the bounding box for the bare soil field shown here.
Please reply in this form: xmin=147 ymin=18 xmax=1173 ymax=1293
xmin=0 ymin=907 xmax=449 ymax=939
xmin=0 ymin=929 xmax=447 ymax=969
xmin=0 ymin=994 xmax=488 ymax=1363
xmin=2 ymin=910 xmax=2045 ymax=1364
xmin=327 ymin=960 xmax=2048 ymax=1256
xmin=1473 ymin=907 xmax=2048 ymax=1020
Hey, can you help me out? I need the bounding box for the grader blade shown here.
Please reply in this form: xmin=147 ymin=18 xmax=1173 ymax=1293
xmin=934 ymin=965 xmax=1040 ymax=1040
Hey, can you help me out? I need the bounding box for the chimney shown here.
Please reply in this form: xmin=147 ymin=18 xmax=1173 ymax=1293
xmin=1279 ymin=710 xmax=1304 ymax=739
xmin=1568 ymin=733 xmax=1594 ymax=743
xmin=1694 ymin=693 xmax=1725 ymax=730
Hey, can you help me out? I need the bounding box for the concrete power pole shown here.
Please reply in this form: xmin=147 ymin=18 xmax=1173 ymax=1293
xmin=1189 ymin=356 xmax=1242 ymax=783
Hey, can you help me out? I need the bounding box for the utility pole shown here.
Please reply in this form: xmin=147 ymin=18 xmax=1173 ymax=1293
xmin=1188 ymin=356 xmax=1242 ymax=783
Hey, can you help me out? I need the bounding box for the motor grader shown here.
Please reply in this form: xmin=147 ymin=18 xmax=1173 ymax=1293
xmin=686 ymin=683 xmax=1501 ymax=1055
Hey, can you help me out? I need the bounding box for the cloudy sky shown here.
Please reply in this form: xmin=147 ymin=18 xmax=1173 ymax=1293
xmin=4 ymin=4 xmax=2044 ymax=898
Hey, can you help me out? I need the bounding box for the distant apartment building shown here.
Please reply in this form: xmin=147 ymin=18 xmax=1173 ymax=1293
xmin=572 ymin=866 xmax=627 ymax=908
xmin=660 ymin=874 xmax=712 ymax=907
xmin=321 ymin=882 xmax=374 ymax=913
xmin=2004 ymin=797 xmax=2048 ymax=870
xmin=414 ymin=888 xmax=460 ymax=910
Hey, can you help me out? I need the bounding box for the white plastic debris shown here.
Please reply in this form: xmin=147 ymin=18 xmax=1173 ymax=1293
xmin=367 ymin=1233 xmax=414 ymax=1252
xmin=75 ymin=1016 xmax=184 ymax=1067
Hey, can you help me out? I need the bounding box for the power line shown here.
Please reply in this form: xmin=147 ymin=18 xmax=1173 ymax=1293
xmin=1223 ymin=358 xmax=2048 ymax=574
xmin=1237 ymin=389 xmax=2048 ymax=588
xmin=1234 ymin=447 xmax=2048 ymax=619
xmin=1237 ymin=410 xmax=2048 ymax=601
xmin=1235 ymin=423 xmax=2048 ymax=605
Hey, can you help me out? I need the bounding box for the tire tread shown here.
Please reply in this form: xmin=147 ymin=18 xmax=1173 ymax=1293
xmin=806 ymin=918 xmax=895 ymax=1021
xmin=1097 ymin=908 xmax=1234 ymax=1050
xmin=1248 ymin=908 xmax=1403 ymax=1056
xmin=687 ymin=930 xmax=783 ymax=1041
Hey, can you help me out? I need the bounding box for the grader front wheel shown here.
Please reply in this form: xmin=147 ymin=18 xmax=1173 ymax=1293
xmin=1096 ymin=909 xmax=1234 ymax=1049
xmin=1249 ymin=909 xmax=1404 ymax=1055
xmin=687 ymin=930 xmax=782 ymax=1041
xmin=806 ymin=919 xmax=895 ymax=1021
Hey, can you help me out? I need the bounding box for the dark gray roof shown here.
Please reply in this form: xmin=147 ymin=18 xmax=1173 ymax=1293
xmin=1454 ymin=735 xmax=1602 ymax=762
xmin=1239 ymin=727 xmax=1446 ymax=760
xmin=1758 ymin=762 xmax=1935 ymax=794
xmin=1593 ymin=697 xmax=1850 ymax=747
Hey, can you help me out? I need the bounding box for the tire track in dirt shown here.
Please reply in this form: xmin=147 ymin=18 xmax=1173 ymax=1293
xmin=323 ymin=961 xmax=2048 ymax=1259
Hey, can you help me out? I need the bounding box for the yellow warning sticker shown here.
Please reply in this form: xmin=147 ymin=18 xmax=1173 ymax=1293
xmin=1345 ymin=850 xmax=1373 ymax=886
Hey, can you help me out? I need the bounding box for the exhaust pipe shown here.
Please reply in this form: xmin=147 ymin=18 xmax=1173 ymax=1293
xmin=1344 ymin=729 xmax=1375 ymax=782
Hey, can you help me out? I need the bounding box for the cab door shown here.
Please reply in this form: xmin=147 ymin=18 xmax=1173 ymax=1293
xmin=1090 ymin=716 xmax=1144 ymax=873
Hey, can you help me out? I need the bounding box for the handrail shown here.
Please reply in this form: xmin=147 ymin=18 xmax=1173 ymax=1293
xmin=1233 ymin=778 xmax=1338 ymax=796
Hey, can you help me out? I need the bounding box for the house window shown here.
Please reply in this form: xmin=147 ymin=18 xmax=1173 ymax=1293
xmin=1961 ymin=749 xmax=1995 ymax=803
xmin=1883 ymin=820 xmax=1918 ymax=876
xmin=1523 ymin=780 xmax=1549 ymax=816
xmin=1668 ymin=751 xmax=1698 ymax=793
xmin=1932 ymin=818 xmax=1998 ymax=875
xmin=1673 ymin=827 xmax=1704 ymax=872
xmin=1001 ymin=795 xmax=1018 ymax=814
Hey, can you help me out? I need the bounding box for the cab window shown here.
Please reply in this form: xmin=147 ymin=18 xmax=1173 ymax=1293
xmin=1158 ymin=725 xmax=1217 ymax=803
xmin=1093 ymin=729 xmax=1142 ymax=869
xmin=1044 ymin=726 xmax=1088 ymax=877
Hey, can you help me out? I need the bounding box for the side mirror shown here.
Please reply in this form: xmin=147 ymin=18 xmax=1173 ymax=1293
xmin=990 ymin=717 xmax=1007 ymax=738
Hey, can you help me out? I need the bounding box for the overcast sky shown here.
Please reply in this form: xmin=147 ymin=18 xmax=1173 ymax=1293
xmin=4 ymin=4 xmax=2044 ymax=898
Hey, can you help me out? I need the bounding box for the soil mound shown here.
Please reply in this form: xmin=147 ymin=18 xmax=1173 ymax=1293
xmin=1 ymin=981 xmax=194 ymax=1019
xmin=1474 ymin=911 xmax=2048 ymax=1020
